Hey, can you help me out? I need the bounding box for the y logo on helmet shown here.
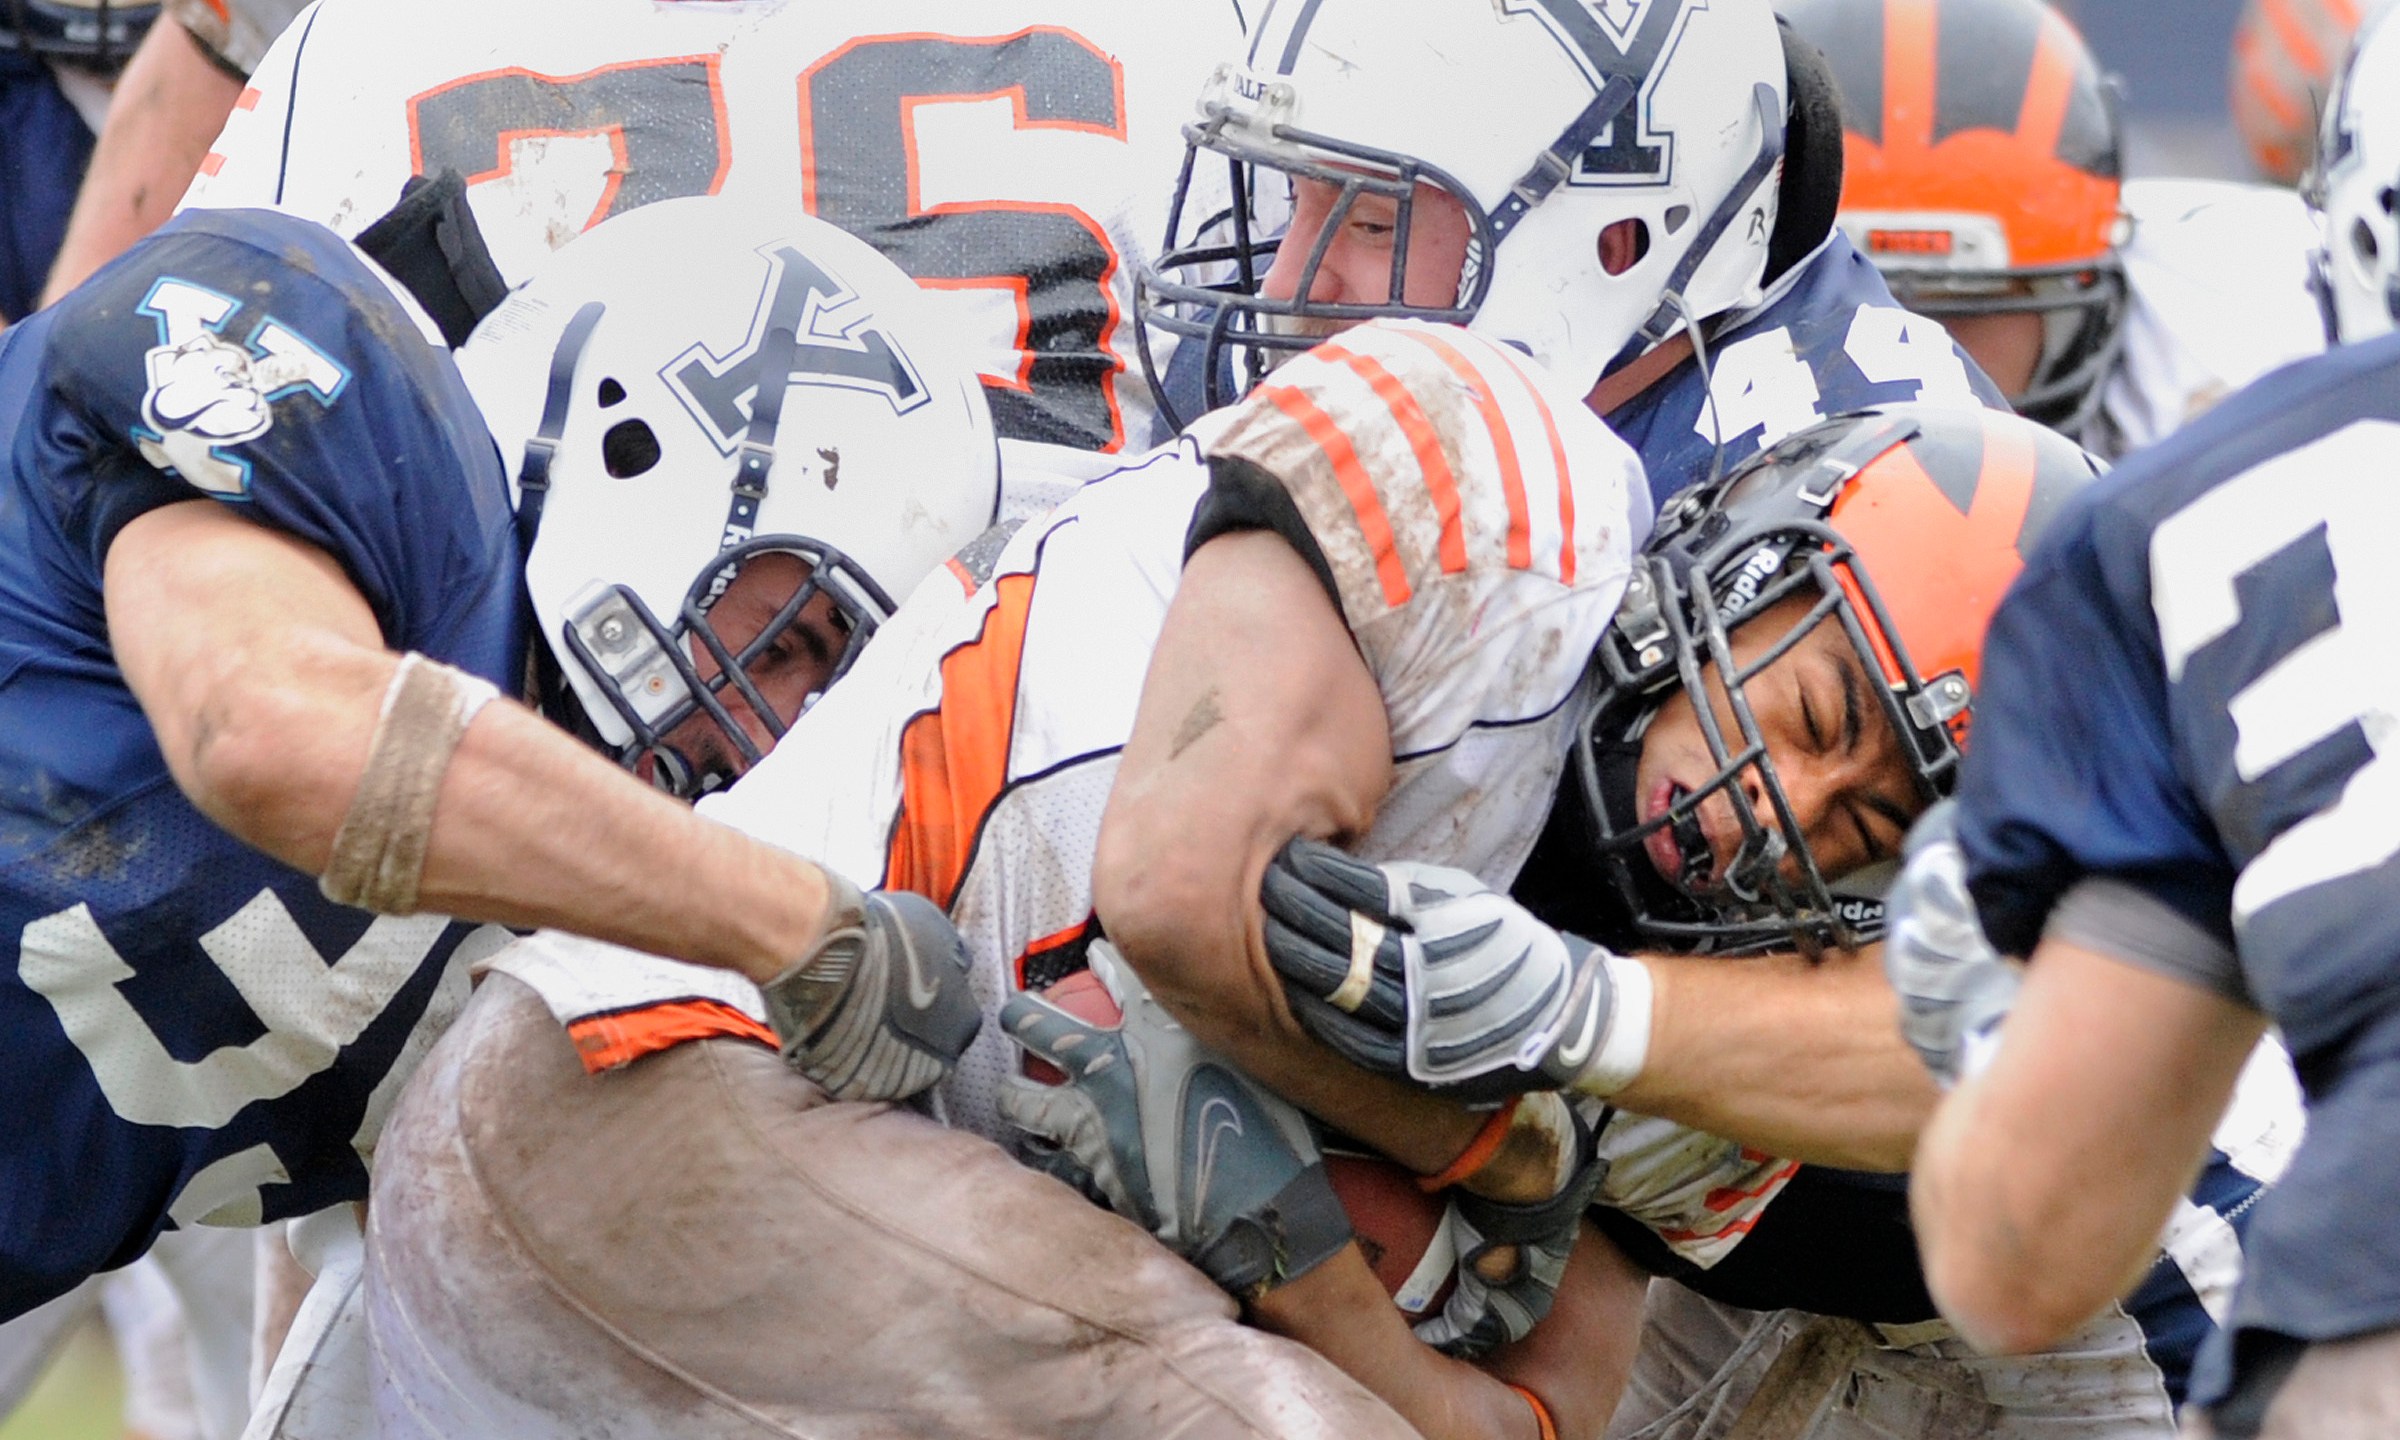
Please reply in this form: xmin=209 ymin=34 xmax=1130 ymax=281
xmin=132 ymin=279 xmax=349 ymax=499
xmin=1501 ymin=0 xmax=1703 ymax=185
xmin=665 ymin=245 xmax=928 ymax=457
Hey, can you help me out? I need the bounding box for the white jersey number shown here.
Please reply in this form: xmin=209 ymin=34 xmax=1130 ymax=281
xmin=2151 ymin=419 xmax=2400 ymax=919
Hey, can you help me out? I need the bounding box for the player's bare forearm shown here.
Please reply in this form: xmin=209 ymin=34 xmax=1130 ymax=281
xmin=1911 ymin=938 xmax=2266 ymax=1353
xmin=1250 ymin=1248 xmax=1546 ymax=1440
xmin=1609 ymin=944 xmax=1937 ymax=1171
xmin=1481 ymin=1218 xmax=1651 ymax=1438
xmin=105 ymin=501 xmax=826 ymax=984
xmin=41 ymin=15 xmax=243 ymax=306
xmin=1095 ymin=532 xmax=1562 ymax=1193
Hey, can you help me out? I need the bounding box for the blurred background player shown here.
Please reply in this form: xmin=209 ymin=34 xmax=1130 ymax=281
xmin=0 ymin=0 xmax=152 ymax=322
xmin=2229 ymin=0 xmax=2384 ymax=186
xmin=1780 ymin=0 xmax=2327 ymax=459
xmin=182 ymin=0 xmax=1245 ymax=464
xmin=35 ymin=0 xmax=312 ymax=306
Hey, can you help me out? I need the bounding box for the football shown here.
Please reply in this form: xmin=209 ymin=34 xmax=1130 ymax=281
xmin=1022 ymin=972 xmax=1456 ymax=1315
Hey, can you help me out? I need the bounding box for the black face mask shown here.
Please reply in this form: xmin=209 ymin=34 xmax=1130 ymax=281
xmin=1511 ymin=720 xmax=1704 ymax=955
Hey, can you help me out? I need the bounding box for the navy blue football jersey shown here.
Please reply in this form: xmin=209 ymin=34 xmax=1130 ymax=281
xmin=0 ymin=208 xmax=523 ymax=1320
xmin=1959 ymin=331 xmax=2400 ymax=1408
xmin=1606 ymin=233 xmax=2007 ymax=509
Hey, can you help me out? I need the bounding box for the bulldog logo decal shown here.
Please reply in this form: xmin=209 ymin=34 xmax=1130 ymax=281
xmin=134 ymin=278 xmax=348 ymax=498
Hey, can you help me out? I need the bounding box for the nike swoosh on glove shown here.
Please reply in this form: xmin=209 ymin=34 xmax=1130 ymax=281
xmin=1884 ymin=799 xmax=2021 ymax=1089
xmin=996 ymin=942 xmax=1353 ymax=1302
xmin=758 ymin=868 xmax=982 ymax=1102
xmin=1261 ymin=838 xmax=1621 ymax=1104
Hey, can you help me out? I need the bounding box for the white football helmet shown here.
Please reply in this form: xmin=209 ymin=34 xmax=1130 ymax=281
xmin=1138 ymin=0 xmax=1787 ymax=417
xmin=2310 ymin=0 xmax=2400 ymax=344
xmin=458 ymin=196 xmax=999 ymax=795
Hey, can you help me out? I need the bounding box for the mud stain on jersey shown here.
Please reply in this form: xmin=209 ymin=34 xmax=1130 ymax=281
xmin=42 ymin=815 xmax=149 ymax=886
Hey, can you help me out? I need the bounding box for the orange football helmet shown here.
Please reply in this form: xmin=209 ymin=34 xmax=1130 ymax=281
xmin=1780 ymin=0 xmax=2127 ymax=435
xmin=2232 ymin=0 xmax=2371 ymax=185
xmin=1571 ymin=405 xmax=2100 ymax=952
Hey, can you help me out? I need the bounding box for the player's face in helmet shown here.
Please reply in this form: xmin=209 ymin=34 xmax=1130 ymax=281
xmin=1629 ymin=590 xmax=1917 ymax=903
xmin=1782 ymin=0 xmax=2127 ymax=435
xmin=642 ymin=552 xmax=853 ymax=791
xmin=1573 ymin=406 xmax=2098 ymax=953
xmin=1938 ymin=312 xmax=2044 ymax=397
xmin=457 ymin=197 xmax=1001 ymax=802
xmin=1257 ymin=175 xmax=1478 ymax=329
xmin=1137 ymin=0 xmax=1788 ymax=425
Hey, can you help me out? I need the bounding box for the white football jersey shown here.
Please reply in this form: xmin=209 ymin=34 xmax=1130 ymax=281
xmin=184 ymin=0 xmax=1242 ymax=455
xmin=2091 ymin=178 xmax=2327 ymax=459
xmin=492 ymin=320 xmax=1648 ymax=1143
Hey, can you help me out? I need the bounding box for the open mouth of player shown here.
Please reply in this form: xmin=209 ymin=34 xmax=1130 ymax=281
xmin=1643 ymin=780 xmax=1720 ymax=893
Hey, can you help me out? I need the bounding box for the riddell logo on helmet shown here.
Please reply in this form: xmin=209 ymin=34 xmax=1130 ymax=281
xmin=1715 ymin=545 xmax=1785 ymax=622
xmin=1868 ymin=229 xmax=1956 ymax=257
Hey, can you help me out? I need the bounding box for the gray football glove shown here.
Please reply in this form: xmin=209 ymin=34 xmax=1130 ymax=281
xmin=996 ymin=943 xmax=1354 ymax=1302
xmin=1416 ymin=1101 xmax=1609 ymax=1359
xmin=1261 ymin=839 xmax=1621 ymax=1104
xmin=757 ymin=869 xmax=982 ymax=1102
xmin=1884 ymin=801 xmax=2020 ymax=1089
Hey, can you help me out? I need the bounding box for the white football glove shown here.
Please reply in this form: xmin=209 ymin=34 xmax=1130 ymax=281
xmin=996 ymin=943 xmax=1354 ymax=1301
xmin=1883 ymin=801 xmax=2020 ymax=1089
xmin=1261 ymin=839 xmax=1631 ymax=1103
xmin=757 ymin=869 xmax=982 ymax=1102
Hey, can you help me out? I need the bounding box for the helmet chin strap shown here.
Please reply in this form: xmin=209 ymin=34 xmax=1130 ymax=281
xmin=1606 ymin=82 xmax=1787 ymax=377
xmin=512 ymin=300 xmax=607 ymax=562
xmin=1489 ymin=74 xmax=1639 ymax=242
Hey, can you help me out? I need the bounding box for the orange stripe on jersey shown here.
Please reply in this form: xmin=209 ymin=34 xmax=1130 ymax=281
xmin=1260 ymin=383 xmax=1412 ymax=607
xmin=1012 ymin=916 xmax=1097 ymax=989
xmin=199 ymin=153 xmax=226 ymax=178
xmin=566 ymin=999 xmax=775 ymax=1074
xmin=887 ymin=572 xmax=1036 ymax=909
xmin=235 ymin=88 xmax=261 ymax=112
xmin=1390 ymin=329 xmax=1536 ymax=573
xmin=1506 ymin=354 xmax=1581 ymax=586
xmin=1315 ymin=343 xmax=1468 ymax=575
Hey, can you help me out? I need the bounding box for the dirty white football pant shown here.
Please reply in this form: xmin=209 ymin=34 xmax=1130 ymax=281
xmin=364 ymin=974 xmax=1412 ymax=1440
xmin=1606 ymin=1281 xmax=2179 ymax=1439
xmin=0 ymin=1226 xmax=255 ymax=1440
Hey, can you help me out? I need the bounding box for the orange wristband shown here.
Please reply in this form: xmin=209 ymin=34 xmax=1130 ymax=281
xmin=1416 ymin=1096 xmax=1522 ymax=1193
xmin=1506 ymin=1384 xmax=1558 ymax=1440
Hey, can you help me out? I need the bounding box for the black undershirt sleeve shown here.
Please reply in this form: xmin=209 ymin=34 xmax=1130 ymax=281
xmin=1183 ymin=454 xmax=1342 ymax=615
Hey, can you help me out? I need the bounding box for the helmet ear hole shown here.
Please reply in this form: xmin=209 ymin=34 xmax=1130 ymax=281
xmin=1599 ymin=219 xmax=1653 ymax=277
xmin=597 ymin=377 xmax=628 ymax=408
xmin=602 ymin=419 xmax=662 ymax=478
xmin=2355 ymin=218 xmax=2382 ymax=265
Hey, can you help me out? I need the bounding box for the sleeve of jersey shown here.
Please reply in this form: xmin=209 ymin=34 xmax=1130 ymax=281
xmin=166 ymin=0 xmax=317 ymax=79
xmin=1183 ymin=318 xmax=1644 ymax=746
xmin=1955 ymin=506 xmax=2239 ymax=960
xmin=48 ymin=216 xmax=515 ymax=655
xmin=174 ymin=4 xmax=315 ymax=210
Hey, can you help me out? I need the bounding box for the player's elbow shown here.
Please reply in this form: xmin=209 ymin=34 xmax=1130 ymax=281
xmin=1924 ymin=1239 xmax=2108 ymax=1356
xmin=1092 ymin=802 xmax=1260 ymax=1026
xmin=175 ymin=670 xmax=344 ymax=870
